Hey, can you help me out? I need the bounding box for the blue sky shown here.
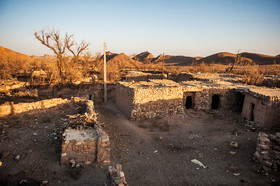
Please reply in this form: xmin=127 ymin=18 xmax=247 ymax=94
xmin=0 ymin=0 xmax=279 ymax=57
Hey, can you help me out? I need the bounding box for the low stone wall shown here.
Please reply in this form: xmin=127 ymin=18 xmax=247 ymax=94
xmin=0 ymin=98 xmax=70 ymax=117
xmin=125 ymin=71 xmax=165 ymax=82
xmin=107 ymin=164 xmax=128 ymax=186
xmin=116 ymin=81 xmax=184 ymax=120
xmin=60 ymin=99 xmax=110 ymax=166
xmin=254 ymin=132 xmax=280 ymax=172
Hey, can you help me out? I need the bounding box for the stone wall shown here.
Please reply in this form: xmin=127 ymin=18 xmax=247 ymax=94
xmin=182 ymin=88 xmax=237 ymax=111
xmin=116 ymin=81 xmax=184 ymax=120
xmin=125 ymin=71 xmax=165 ymax=82
xmin=0 ymin=98 xmax=71 ymax=117
xmin=254 ymin=132 xmax=280 ymax=172
xmin=116 ymin=83 xmax=134 ymax=118
xmin=60 ymin=99 xmax=110 ymax=166
xmin=107 ymin=164 xmax=128 ymax=186
xmin=60 ymin=125 xmax=110 ymax=166
xmin=241 ymin=93 xmax=280 ymax=128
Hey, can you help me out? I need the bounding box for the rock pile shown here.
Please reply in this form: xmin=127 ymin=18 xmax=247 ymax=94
xmin=254 ymin=132 xmax=280 ymax=172
xmin=107 ymin=164 xmax=128 ymax=186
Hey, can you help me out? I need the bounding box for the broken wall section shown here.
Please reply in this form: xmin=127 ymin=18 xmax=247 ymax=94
xmin=60 ymin=98 xmax=110 ymax=166
xmin=254 ymin=132 xmax=280 ymax=172
xmin=241 ymin=91 xmax=280 ymax=128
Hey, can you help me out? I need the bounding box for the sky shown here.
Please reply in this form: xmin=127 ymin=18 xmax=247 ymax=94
xmin=0 ymin=0 xmax=279 ymax=57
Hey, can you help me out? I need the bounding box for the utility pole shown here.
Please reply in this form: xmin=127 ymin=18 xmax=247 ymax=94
xmin=104 ymin=42 xmax=107 ymax=103
xmin=162 ymin=52 xmax=164 ymax=78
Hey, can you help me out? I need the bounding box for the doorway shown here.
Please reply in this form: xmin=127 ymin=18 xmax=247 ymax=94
xmin=249 ymin=103 xmax=255 ymax=121
xmin=211 ymin=94 xmax=220 ymax=109
xmin=185 ymin=96 xmax=193 ymax=109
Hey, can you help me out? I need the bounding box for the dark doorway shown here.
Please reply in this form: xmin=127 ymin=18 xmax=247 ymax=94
xmin=89 ymin=94 xmax=92 ymax=100
xmin=211 ymin=94 xmax=220 ymax=109
xmin=249 ymin=103 xmax=255 ymax=121
xmin=185 ymin=96 xmax=193 ymax=109
xmin=235 ymin=92 xmax=245 ymax=113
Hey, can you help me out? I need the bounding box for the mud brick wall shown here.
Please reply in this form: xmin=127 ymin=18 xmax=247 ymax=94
xmin=0 ymin=98 xmax=71 ymax=117
xmin=254 ymin=132 xmax=280 ymax=172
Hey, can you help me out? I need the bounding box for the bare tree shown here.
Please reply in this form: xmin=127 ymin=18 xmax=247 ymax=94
xmin=34 ymin=28 xmax=90 ymax=82
xmin=227 ymin=51 xmax=242 ymax=73
xmin=34 ymin=29 xmax=67 ymax=79
xmin=65 ymin=34 xmax=89 ymax=63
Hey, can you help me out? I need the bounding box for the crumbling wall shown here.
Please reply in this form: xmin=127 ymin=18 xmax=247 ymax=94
xmin=131 ymin=86 xmax=184 ymax=120
xmin=242 ymin=94 xmax=274 ymax=127
xmin=125 ymin=71 xmax=165 ymax=82
xmin=60 ymin=99 xmax=110 ymax=166
xmin=0 ymin=98 xmax=71 ymax=117
xmin=176 ymin=73 xmax=194 ymax=82
xmin=107 ymin=164 xmax=128 ymax=186
xmin=254 ymin=132 xmax=280 ymax=172
xmin=116 ymin=83 xmax=134 ymax=118
xmin=187 ymin=89 xmax=232 ymax=110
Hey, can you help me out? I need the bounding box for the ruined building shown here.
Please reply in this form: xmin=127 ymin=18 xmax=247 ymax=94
xmin=116 ymin=75 xmax=280 ymax=128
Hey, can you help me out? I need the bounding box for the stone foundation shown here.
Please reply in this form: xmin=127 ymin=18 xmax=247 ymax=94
xmin=60 ymin=98 xmax=110 ymax=166
xmin=254 ymin=132 xmax=280 ymax=172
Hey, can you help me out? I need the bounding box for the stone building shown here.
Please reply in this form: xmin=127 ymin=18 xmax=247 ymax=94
xmin=116 ymin=78 xmax=280 ymax=128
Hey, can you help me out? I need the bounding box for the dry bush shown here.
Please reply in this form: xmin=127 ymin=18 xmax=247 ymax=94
xmin=14 ymin=89 xmax=38 ymax=98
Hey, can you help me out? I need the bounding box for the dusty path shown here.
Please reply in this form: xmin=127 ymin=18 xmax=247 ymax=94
xmin=98 ymin=101 xmax=280 ymax=185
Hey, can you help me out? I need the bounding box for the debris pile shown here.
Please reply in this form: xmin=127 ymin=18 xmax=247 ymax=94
xmin=254 ymin=132 xmax=280 ymax=172
xmin=61 ymin=98 xmax=110 ymax=166
xmin=107 ymin=164 xmax=128 ymax=186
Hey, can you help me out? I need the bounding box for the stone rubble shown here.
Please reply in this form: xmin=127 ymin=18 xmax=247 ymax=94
xmin=60 ymin=98 xmax=110 ymax=166
xmin=107 ymin=164 xmax=128 ymax=186
xmin=254 ymin=132 xmax=280 ymax=172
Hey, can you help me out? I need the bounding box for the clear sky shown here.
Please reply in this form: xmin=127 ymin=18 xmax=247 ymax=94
xmin=0 ymin=0 xmax=279 ymax=57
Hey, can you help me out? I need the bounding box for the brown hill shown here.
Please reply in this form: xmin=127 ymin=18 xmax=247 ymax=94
xmin=154 ymin=54 xmax=196 ymax=66
xmin=197 ymin=52 xmax=253 ymax=65
xmin=0 ymin=46 xmax=33 ymax=62
xmin=133 ymin=51 xmax=154 ymax=62
xmin=99 ymin=52 xmax=142 ymax=69
xmin=240 ymin=52 xmax=280 ymax=65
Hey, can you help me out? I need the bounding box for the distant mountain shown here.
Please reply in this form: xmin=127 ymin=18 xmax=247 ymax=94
xmin=196 ymin=52 xmax=280 ymax=65
xmin=197 ymin=52 xmax=253 ymax=65
xmin=0 ymin=46 xmax=33 ymax=62
xmin=240 ymin=52 xmax=280 ymax=65
xmin=133 ymin=51 xmax=154 ymax=62
xmin=31 ymin=54 xmax=57 ymax=62
xmin=154 ymin=54 xmax=196 ymax=66
xmin=99 ymin=52 xmax=142 ymax=69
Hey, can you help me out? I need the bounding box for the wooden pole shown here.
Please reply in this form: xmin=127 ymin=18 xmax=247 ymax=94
xmin=104 ymin=42 xmax=107 ymax=103
xmin=162 ymin=53 xmax=164 ymax=78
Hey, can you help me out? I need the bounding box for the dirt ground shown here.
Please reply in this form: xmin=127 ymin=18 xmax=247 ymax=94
xmin=0 ymin=100 xmax=280 ymax=185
